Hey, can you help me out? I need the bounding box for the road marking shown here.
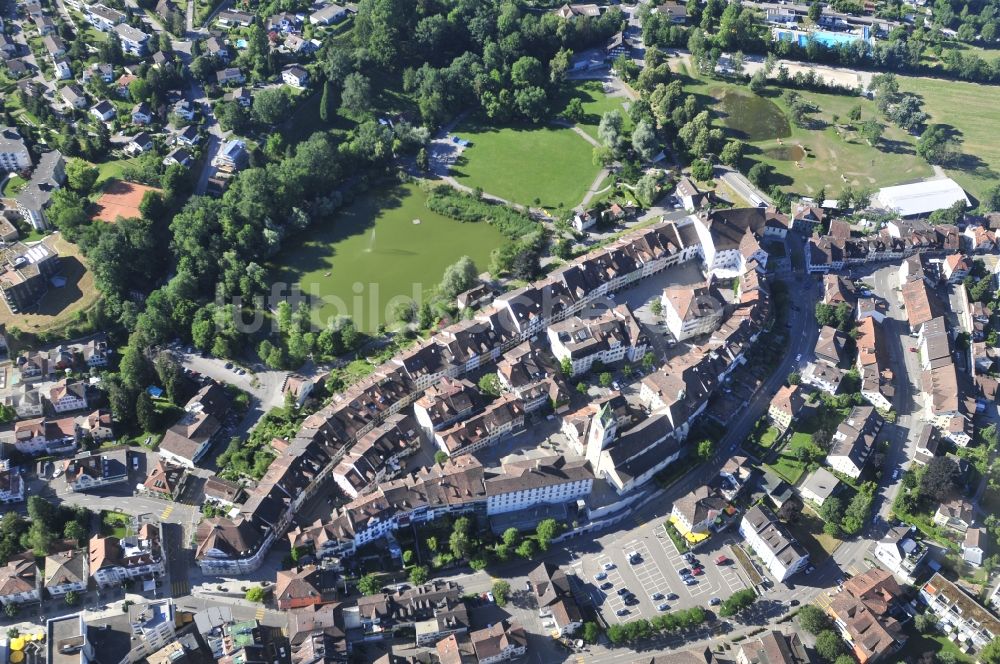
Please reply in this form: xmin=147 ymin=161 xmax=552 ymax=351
xmin=254 ymin=606 xmax=265 ymax=621
xmin=160 ymin=504 xmax=174 ymax=520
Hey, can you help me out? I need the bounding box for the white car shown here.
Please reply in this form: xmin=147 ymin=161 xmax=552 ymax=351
xmin=795 ymin=353 xmax=802 ymax=362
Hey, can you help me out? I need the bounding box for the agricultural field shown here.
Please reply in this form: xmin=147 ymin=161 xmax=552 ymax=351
xmin=451 ymin=121 xmax=602 ymax=210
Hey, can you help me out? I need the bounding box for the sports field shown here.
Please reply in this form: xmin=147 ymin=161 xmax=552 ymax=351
xmin=451 ymin=122 xmax=602 ymax=209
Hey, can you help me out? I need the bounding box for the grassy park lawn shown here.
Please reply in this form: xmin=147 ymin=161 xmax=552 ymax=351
xmin=683 ymin=76 xmax=933 ymax=199
xmin=900 ymin=74 xmax=1000 ymax=201
xmin=451 ymin=121 xmax=601 ymax=209
xmin=94 ymin=158 xmax=140 ymax=188
xmin=101 ymin=511 xmax=131 ymax=538
xmin=760 ymin=425 xmax=782 ymax=449
xmin=270 ymin=182 xmax=505 ymax=333
xmin=557 ymin=79 xmax=633 ymax=141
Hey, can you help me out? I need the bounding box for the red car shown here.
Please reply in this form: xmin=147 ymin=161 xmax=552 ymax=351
xmin=715 ymin=556 xmax=730 ymax=565
xmin=693 ymin=568 xmax=704 ymax=576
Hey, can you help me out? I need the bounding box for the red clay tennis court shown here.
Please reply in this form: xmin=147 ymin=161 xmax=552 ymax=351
xmin=92 ymin=180 xmax=161 ymax=222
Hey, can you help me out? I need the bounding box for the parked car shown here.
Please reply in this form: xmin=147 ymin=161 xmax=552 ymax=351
xmin=595 ymin=572 xmax=607 ymax=581
xmin=715 ymin=556 xmax=730 ymax=565
xmin=603 ymin=562 xmax=616 ymax=570
xmin=486 ymin=591 xmax=495 ymax=603
xmin=709 ymin=597 xmax=721 ymax=606
xmin=600 ymin=582 xmax=613 ymax=590
xmin=616 ymin=609 xmax=630 ymax=616
xmin=657 ymin=603 xmax=670 ymax=611
xmin=651 ymin=592 xmax=664 ymax=601
xmin=678 ymin=568 xmax=690 ymax=577
xmin=692 ymin=568 xmax=704 ymax=576
xmin=684 ymin=578 xmax=697 ymax=586
xmin=617 ymin=588 xmax=630 ymax=596
xmin=624 ymin=596 xmax=639 ymax=606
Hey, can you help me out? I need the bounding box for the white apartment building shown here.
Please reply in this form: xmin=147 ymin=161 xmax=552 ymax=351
xmin=661 ymin=283 xmax=724 ymax=342
xmin=739 ymin=505 xmax=809 ymax=582
xmin=546 ymin=303 xmax=647 ymax=376
xmin=921 ymin=573 xmax=1000 ymax=652
xmin=873 ymin=525 xmax=928 ymax=584
xmin=485 ymin=457 xmax=593 ymax=516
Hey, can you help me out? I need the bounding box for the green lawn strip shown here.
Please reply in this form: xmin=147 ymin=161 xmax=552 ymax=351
xmin=765 ymin=455 xmax=805 ymax=484
xmin=2 ymin=174 xmax=26 ymax=197
xmin=452 ymin=120 xmax=601 ymax=209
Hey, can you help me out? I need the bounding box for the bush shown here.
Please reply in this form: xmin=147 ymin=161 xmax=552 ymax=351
xmin=245 ymin=586 xmax=265 ymax=602
xmin=492 ymin=580 xmax=510 ymax=607
xmin=797 ymin=604 xmax=830 ymax=634
xmin=719 ymin=588 xmax=757 ymax=617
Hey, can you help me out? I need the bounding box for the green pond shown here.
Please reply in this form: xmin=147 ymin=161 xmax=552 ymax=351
xmin=715 ymin=89 xmax=792 ymax=142
xmin=270 ymin=183 xmax=505 ymax=332
xmin=763 ymin=144 xmax=806 ymax=161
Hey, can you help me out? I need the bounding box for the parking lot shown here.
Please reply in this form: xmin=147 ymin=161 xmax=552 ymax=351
xmin=575 ymin=521 xmax=749 ymax=624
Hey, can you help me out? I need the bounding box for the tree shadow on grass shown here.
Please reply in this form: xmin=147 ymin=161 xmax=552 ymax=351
xmin=877 ymin=138 xmax=917 ymax=156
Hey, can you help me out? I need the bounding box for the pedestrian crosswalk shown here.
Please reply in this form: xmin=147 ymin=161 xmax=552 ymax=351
xmin=171 ymin=579 xmax=189 ymax=597
xmin=160 ymin=504 xmax=174 ymax=520
xmin=254 ymin=606 xmax=266 ymax=621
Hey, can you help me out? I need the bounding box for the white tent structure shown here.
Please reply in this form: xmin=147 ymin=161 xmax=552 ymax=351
xmin=875 ymin=177 xmax=971 ymax=217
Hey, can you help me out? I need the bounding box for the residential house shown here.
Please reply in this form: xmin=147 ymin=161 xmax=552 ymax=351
xmin=5 ymin=384 xmax=43 ymax=419
xmin=48 ymin=379 xmax=88 ymax=413
xmin=826 ymin=568 xmax=905 ymax=664
xmin=278 ymin=66 xmax=310 ymax=91
xmin=606 ymin=31 xmax=628 ymax=60
xmin=60 ymin=84 xmax=87 ymax=109
xmin=44 ymin=548 xmax=89 ymax=597
xmin=309 ymin=3 xmax=348 ymax=25
xmin=934 ymin=497 xmax=974 ymax=533
xmin=91 ymin=100 xmax=116 ymax=122
xmin=434 ymin=396 xmax=525 ymax=458
xmin=528 ymin=563 xmax=582 ymax=637
xmin=131 ymin=102 xmax=153 ymax=125
xmin=89 ymin=526 xmax=165 ymax=587
xmin=216 ymin=9 xmax=253 ymax=26
xmin=661 ymin=283 xmax=724 ymax=342
xmin=172 ymin=99 xmax=195 ymax=121
xmin=142 ymin=460 xmax=188 ymax=500
xmin=114 ymin=23 xmax=149 ymax=55
xmin=86 ymin=4 xmax=125 ymax=32
xmin=126 ymin=131 xmax=154 ymax=155
xmin=0 ymin=460 xmax=24 ymax=504
xmin=162 ymin=147 xmax=192 ymax=168
xmin=920 ymin=572 xmax=1000 ymax=652
xmin=572 ymin=209 xmax=596 ymax=232
xmin=547 ymin=303 xmax=648 ymax=375
xmin=203 ymin=36 xmax=229 ymax=61
xmin=739 ymin=505 xmax=809 ymax=582
xmin=83 ymin=62 xmax=115 ymax=84
xmin=62 ymin=449 xmax=128 ymax=492
xmin=470 ymin=621 xmax=527 ymax=664
xmin=964 ymin=527 xmax=986 ymax=567
xmin=768 ymin=384 xmax=804 ymax=431
xmin=175 ymin=124 xmax=200 ymax=146
xmin=0 ymin=552 xmax=41 ymax=606
xmin=873 ymin=525 xmax=928 ymax=584
xmin=267 ymin=12 xmax=301 ymax=32
xmin=212 ymin=139 xmax=248 ymax=170
xmin=52 ymin=58 xmax=72 ymax=81
xmin=670 ymin=484 xmax=733 ymax=542
xmin=158 ymin=383 xmax=230 ymax=467
xmin=554 ymin=3 xmax=602 ymax=19
xmin=735 ymin=630 xmax=811 ymax=664
xmin=826 ymin=405 xmax=882 ymax=479
xmin=43 ymin=35 xmax=66 ymax=57
xmin=34 ymin=16 xmax=55 ymax=34
xmin=815 ymin=325 xmax=850 ymax=367
xmin=215 ymin=67 xmax=246 ymax=85
xmin=13 ymin=417 xmax=77 ymax=456
xmin=799 ymin=467 xmax=840 ymax=507
xmin=484 ymin=456 xmax=593 ymax=522
xmin=275 ymin=565 xmax=337 ymax=610
xmin=224 ymin=86 xmax=252 ymax=107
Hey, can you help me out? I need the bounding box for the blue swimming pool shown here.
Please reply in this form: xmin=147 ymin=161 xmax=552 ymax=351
xmin=775 ymin=28 xmax=869 ymax=48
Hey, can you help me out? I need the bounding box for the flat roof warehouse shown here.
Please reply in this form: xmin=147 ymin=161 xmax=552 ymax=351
xmin=875 ymin=177 xmax=971 ymax=218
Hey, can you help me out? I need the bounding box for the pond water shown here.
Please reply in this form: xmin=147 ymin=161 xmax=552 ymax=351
xmin=763 ymin=144 xmax=806 ymax=161
xmin=715 ymin=89 xmax=792 ymax=142
xmin=270 ymin=183 xmax=506 ymax=332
